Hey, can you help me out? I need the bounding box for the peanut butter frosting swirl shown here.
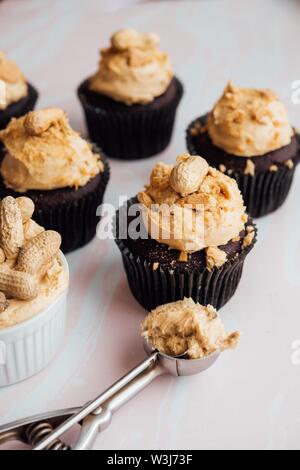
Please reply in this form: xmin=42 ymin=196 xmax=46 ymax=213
xmin=0 ymin=52 xmax=27 ymax=110
xmin=89 ymin=28 xmax=174 ymax=105
xmin=138 ymin=153 xmax=247 ymax=254
xmin=142 ymin=297 xmax=240 ymax=359
xmin=207 ymin=81 xmax=293 ymax=157
xmin=0 ymin=108 xmax=104 ymax=192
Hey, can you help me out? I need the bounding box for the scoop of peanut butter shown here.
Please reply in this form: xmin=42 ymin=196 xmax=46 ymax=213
xmin=141 ymin=297 xmax=240 ymax=359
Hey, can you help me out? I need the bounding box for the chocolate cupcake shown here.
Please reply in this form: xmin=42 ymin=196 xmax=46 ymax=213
xmin=78 ymin=28 xmax=183 ymax=160
xmin=186 ymin=82 xmax=300 ymax=218
xmin=0 ymin=52 xmax=38 ymax=132
xmin=0 ymin=108 xmax=110 ymax=253
xmin=115 ymin=153 xmax=256 ymax=311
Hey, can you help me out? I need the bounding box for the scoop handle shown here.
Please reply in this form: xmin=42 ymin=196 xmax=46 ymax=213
xmin=33 ymin=352 xmax=163 ymax=450
xmin=73 ymin=354 xmax=165 ymax=450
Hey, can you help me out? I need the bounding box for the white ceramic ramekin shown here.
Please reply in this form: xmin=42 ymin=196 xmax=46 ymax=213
xmin=0 ymin=253 xmax=69 ymax=387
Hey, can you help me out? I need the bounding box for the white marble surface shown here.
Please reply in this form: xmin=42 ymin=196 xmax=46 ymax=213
xmin=0 ymin=0 xmax=300 ymax=450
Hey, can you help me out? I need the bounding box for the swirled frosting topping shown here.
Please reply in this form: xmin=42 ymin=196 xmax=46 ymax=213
xmin=0 ymin=52 xmax=28 ymax=110
xmin=207 ymin=81 xmax=293 ymax=157
xmin=0 ymin=108 xmax=103 ymax=192
xmin=89 ymin=28 xmax=174 ymax=105
xmin=138 ymin=153 xmax=246 ymax=254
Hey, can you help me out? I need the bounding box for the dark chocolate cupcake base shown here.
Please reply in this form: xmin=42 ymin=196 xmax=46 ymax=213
xmin=186 ymin=115 xmax=300 ymax=218
xmin=0 ymin=148 xmax=110 ymax=254
xmin=78 ymin=77 xmax=184 ymax=160
xmin=229 ymin=164 xmax=297 ymax=217
xmin=115 ymin=198 xmax=257 ymax=311
xmin=0 ymin=83 xmax=38 ymax=131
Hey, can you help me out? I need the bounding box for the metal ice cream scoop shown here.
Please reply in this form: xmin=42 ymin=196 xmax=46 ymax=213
xmin=0 ymin=339 xmax=219 ymax=450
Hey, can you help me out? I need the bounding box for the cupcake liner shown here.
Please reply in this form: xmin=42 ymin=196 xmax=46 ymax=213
xmin=186 ymin=118 xmax=300 ymax=218
xmin=0 ymin=82 xmax=38 ymax=130
xmin=0 ymin=147 xmax=110 ymax=254
xmin=78 ymin=78 xmax=184 ymax=160
xmin=114 ymin=198 xmax=257 ymax=311
xmin=232 ymin=164 xmax=297 ymax=218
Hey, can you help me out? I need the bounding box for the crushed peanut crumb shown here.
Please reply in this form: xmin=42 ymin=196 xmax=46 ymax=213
xmin=179 ymin=251 xmax=189 ymax=262
xmin=190 ymin=127 xmax=198 ymax=136
xmin=243 ymin=226 xmax=255 ymax=248
xmin=206 ymin=246 xmax=227 ymax=271
xmin=153 ymin=262 xmax=159 ymax=271
xmin=285 ymin=159 xmax=294 ymax=169
xmin=244 ymin=159 xmax=255 ymax=176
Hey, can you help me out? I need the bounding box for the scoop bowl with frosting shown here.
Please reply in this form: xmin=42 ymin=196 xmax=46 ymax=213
xmin=0 ymin=51 xmax=38 ymax=131
xmin=115 ymin=153 xmax=257 ymax=311
xmin=0 ymin=108 xmax=110 ymax=253
xmin=142 ymin=297 xmax=240 ymax=360
xmin=78 ymin=28 xmax=183 ymax=160
xmin=186 ymin=81 xmax=300 ymax=218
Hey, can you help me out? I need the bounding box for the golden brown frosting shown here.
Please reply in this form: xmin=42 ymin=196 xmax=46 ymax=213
xmin=0 ymin=52 xmax=27 ymax=110
xmin=89 ymin=28 xmax=174 ymax=105
xmin=0 ymin=108 xmax=104 ymax=192
xmin=138 ymin=153 xmax=246 ymax=254
xmin=142 ymin=297 xmax=240 ymax=359
xmin=207 ymin=81 xmax=293 ymax=157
